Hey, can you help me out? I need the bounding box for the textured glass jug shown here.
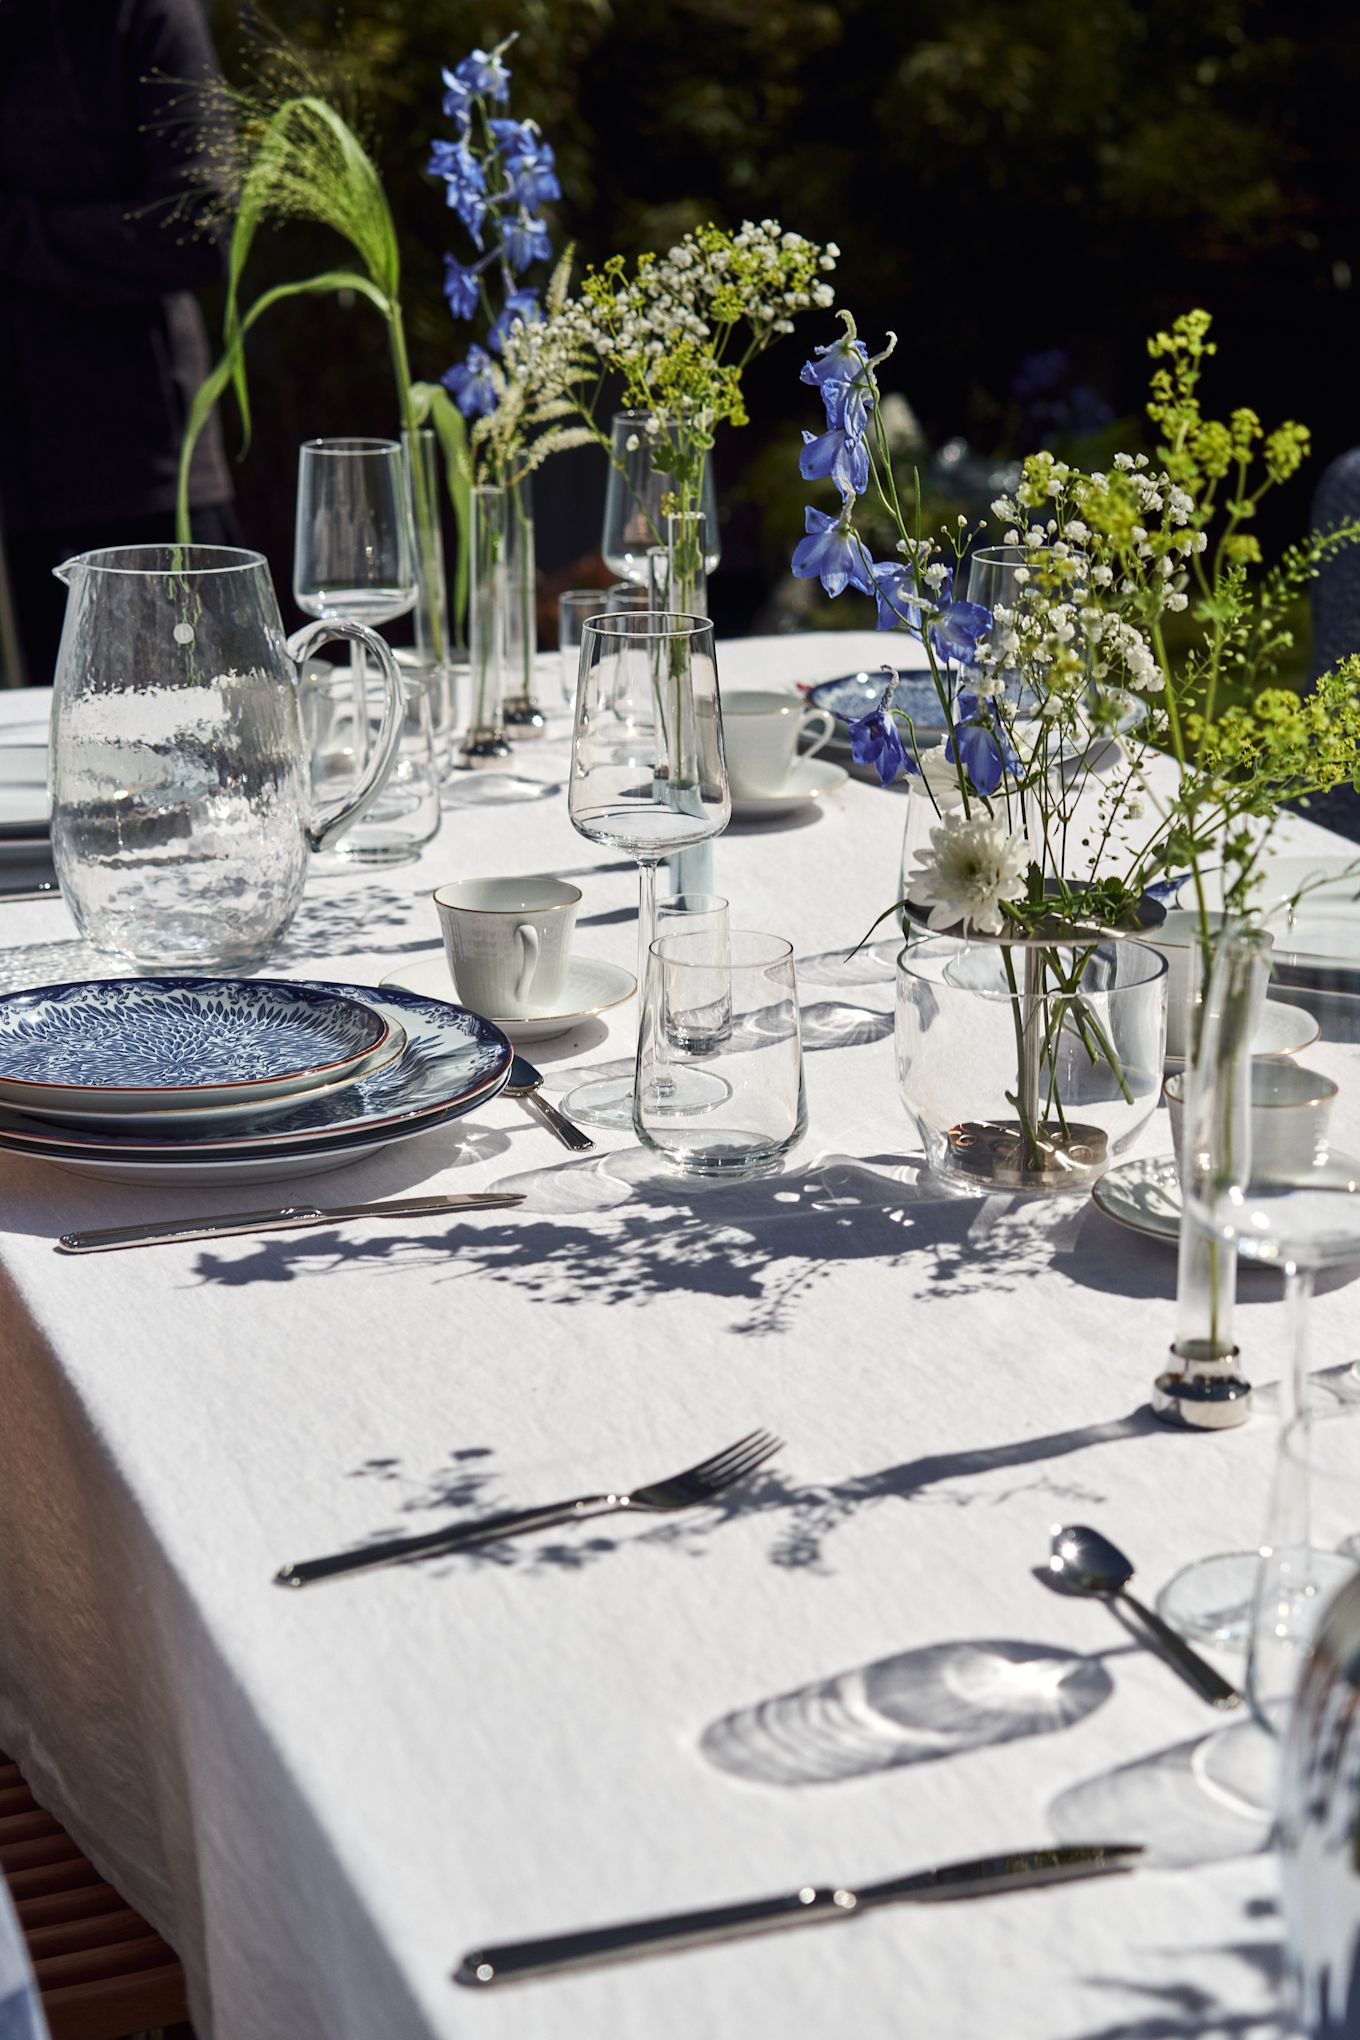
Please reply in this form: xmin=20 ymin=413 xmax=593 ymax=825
xmin=50 ymin=545 xmax=404 ymax=971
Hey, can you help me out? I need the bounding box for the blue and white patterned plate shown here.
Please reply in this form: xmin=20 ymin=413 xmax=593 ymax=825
xmin=0 ymin=984 xmax=511 ymax=1157
xmin=0 ymin=978 xmax=390 ymax=1113
xmin=807 ymin=670 xmax=951 ymax=741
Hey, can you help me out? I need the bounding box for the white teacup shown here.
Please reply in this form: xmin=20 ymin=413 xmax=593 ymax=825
xmin=433 ymin=876 xmax=581 ymax=1019
xmin=1165 ymin=1057 xmax=1339 ymax=1182
xmin=1147 ymin=909 xmax=1274 ymax=1059
xmin=721 ymin=689 xmax=836 ymax=797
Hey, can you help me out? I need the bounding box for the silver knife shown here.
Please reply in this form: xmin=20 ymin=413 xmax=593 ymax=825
xmin=56 ymin=1191 xmax=525 ymax=1254
xmin=452 ymin=1843 xmax=1144 ymax=1987
xmin=0 ymin=882 xmax=58 ymax=904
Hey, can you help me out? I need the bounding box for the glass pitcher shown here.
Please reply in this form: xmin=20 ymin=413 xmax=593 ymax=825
xmin=49 ymin=545 xmax=404 ymax=972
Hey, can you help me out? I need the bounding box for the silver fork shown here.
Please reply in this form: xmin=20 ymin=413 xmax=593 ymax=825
xmin=274 ymin=1429 xmax=783 ymax=1588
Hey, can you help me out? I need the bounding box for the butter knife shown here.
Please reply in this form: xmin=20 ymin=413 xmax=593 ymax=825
xmin=453 ymin=1843 xmax=1144 ymax=1987
xmin=56 ymin=1190 xmax=524 ymax=1254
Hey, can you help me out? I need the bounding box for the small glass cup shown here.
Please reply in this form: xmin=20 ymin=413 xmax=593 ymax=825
xmin=304 ymin=667 xmax=441 ymax=865
xmin=557 ymin=585 xmax=649 ymax=704
xmin=655 ymin=893 xmax=731 ymax=1052
xmin=636 ymin=930 xmax=806 ymax=1175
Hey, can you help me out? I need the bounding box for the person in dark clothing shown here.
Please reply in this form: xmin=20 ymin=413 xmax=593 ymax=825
xmin=0 ymin=0 xmax=237 ymax=685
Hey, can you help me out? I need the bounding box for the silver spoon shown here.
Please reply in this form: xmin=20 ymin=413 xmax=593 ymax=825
xmin=506 ymin=1054 xmax=594 ymax=1152
xmin=1047 ymin=1524 xmax=1241 ymax=1710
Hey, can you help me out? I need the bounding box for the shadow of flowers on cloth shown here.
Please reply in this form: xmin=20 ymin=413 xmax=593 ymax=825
xmin=700 ymin=1637 xmax=1113 ymax=1785
xmin=1073 ymin=1916 xmax=1285 ymax=2040
xmin=187 ymin=1151 xmax=1094 ymax=1329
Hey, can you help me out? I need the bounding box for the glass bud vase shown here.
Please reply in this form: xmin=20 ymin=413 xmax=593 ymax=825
xmin=459 ymin=484 xmax=512 ymax=769
xmin=652 ymin=510 xmax=714 ymax=896
xmin=1153 ymin=917 xmax=1252 ymax=1428
xmin=403 ymin=427 xmax=459 ymax=773
xmin=502 ymin=475 xmax=544 ymax=740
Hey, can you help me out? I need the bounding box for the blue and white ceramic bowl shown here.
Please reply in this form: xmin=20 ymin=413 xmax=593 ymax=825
xmin=0 ymin=984 xmax=511 ymax=1159
xmin=807 ymin=670 xmax=951 ymax=743
xmin=0 ymin=978 xmax=391 ymax=1114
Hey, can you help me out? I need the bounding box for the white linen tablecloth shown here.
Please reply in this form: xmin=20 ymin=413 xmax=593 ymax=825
xmin=0 ymin=634 xmax=1346 ymax=2040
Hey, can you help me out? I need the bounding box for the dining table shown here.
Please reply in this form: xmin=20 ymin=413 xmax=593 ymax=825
xmin=0 ymin=629 xmax=1347 ymax=2040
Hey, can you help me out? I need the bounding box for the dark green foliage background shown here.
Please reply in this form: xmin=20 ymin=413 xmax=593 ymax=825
xmin=208 ymin=0 xmax=1360 ymax=649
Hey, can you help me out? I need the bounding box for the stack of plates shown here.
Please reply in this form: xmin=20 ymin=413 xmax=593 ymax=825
xmin=0 ymin=977 xmax=512 ymax=1184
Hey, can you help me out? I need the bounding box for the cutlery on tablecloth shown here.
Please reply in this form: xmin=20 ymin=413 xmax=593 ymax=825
xmin=274 ymin=1427 xmax=781 ymax=1588
xmin=452 ymin=1842 xmax=1146 ymax=1986
xmin=505 ymin=1055 xmax=594 ymax=1152
xmin=55 ymin=1191 xmax=525 ymax=1255
xmin=1046 ymin=1524 xmax=1242 ymax=1709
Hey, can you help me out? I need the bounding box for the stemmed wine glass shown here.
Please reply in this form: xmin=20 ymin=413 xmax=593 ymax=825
xmin=564 ymin=611 xmax=730 ymax=1129
xmin=1176 ymin=926 xmax=1360 ymax=1811
xmin=601 ymin=412 xmax=721 ymax=588
xmin=294 ymin=438 xmax=418 ymax=767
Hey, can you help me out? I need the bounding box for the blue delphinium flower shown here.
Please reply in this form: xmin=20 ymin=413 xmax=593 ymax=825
xmin=849 ymin=688 xmax=917 ymax=788
xmin=501 ymin=214 xmax=552 ymax=274
xmin=454 ymin=48 xmax=512 ymax=102
xmin=440 ymin=66 xmax=474 ymax=128
xmin=791 ymin=508 xmax=875 ymax=600
xmin=927 ymin=572 xmax=992 ymax=667
xmin=442 ymin=254 xmax=481 ymax=322
xmin=869 ymin=559 xmax=923 ymax=633
xmin=496 ymin=129 xmax=561 ymax=211
xmin=800 ymin=425 xmax=869 ymax=499
xmin=438 ymin=143 xmax=487 ymax=244
xmin=488 ymin=289 xmax=541 ymax=354
xmin=800 ymin=331 xmax=868 ymax=391
xmin=442 ymin=344 xmax=498 ymax=419
xmin=946 ymin=692 xmax=1020 ymax=796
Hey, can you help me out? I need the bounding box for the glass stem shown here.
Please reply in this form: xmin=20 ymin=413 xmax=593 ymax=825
xmin=1281 ymin=1261 xmax=1313 ymax=1428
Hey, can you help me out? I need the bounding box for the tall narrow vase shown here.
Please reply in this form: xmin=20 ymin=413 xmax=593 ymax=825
xmin=652 ymin=510 xmax=714 ymax=896
xmin=460 ymin=484 xmax=512 ymax=769
xmin=503 ymin=476 xmax=544 ymax=739
xmin=403 ymin=427 xmax=459 ymax=769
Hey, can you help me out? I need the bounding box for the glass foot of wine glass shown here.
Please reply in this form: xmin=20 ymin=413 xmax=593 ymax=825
xmin=559 ymin=1062 xmax=732 ymax=1131
xmin=1191 ymin=1708 xmax=1287 ymax=1821
xmin=1156 ymin=1552 xmax=1259 ymax=1649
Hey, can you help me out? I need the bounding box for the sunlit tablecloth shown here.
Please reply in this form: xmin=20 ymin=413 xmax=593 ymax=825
xmin=0 ymin=634 xmax=1342 ymax=2040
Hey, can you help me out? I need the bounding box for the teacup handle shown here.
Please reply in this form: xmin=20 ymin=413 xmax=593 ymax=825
xmin=286 ymin=619 xmax=405 ymax=853
xmin=799 ymin=707 xmax=837 ymax=761
xmin=513 ymin=924 xmax=541 ymax=1008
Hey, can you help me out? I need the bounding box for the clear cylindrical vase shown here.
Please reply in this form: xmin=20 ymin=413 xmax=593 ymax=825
xmin=460 ymin=483 xmax=512 ymax=769
xmin=653 ymin=511 xmax=714 ymax=895
xmin=503 ymin=475 xmax=543 ymax=739
xmin=403 ymin=428 xmax=457 ymax=761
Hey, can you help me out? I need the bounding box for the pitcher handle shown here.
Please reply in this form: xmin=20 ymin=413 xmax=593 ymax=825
xmin=286 ymin=620 xmax=405 ymax=853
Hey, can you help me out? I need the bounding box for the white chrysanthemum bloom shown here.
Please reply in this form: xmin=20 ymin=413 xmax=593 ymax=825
xmin=910 ymin=813 xmax=1030 ymax=935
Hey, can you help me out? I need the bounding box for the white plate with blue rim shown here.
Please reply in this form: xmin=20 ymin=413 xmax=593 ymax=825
xmin=0 ymin=977 xmax=393 ymax=1116
xmin=0 ymin=983 xmax=511 ymax=1160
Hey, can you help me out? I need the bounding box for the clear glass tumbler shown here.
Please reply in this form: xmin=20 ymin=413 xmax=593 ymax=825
xmin=303 ymin=667 xmax=441 ymax=865
xmin=636 ymin=930 xmax=806 ymax=1175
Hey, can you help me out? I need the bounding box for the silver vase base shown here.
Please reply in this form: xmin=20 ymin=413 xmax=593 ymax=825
xmin=941 ymin=1118 xmax=1109 ymax=1193
xmin=1153 ymin=1343 xmax=1252 ymax=1430
xmin=458 ymin=727 xmax=514 ymax=769
xmin=502 ymin=696 xmax=547 ymax=738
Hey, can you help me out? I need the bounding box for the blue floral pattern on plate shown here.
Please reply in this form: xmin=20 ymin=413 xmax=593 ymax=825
xmin=0 ymin=978 xmax=387 ymax=1093
xmin=807 ymin=670 xmax=950 ymax=738
xmin=0 ymin=983 xmax=511 ymax=1157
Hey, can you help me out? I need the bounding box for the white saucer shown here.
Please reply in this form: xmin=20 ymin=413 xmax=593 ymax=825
xmin=382 ymin=955 xmax=635 ymax=1044
xmin=1163 ymin=998 xmax=1319 ymax=1072
xmin=729 ymin=756 xmax=849 ymax=820
xmin=1091 ymin=1155 xmax=1181 ymax=1242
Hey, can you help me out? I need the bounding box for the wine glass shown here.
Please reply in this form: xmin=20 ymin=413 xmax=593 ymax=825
xmin=1178 ymin=928 xmax=1360 ymax=1810
xmin=294 ymin=438 xmax=418 ymax=760
xmin=563 ymin=611 xmax=730 ymax=1128
xmin=601 ymin=412 xmax=721 ymax=587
